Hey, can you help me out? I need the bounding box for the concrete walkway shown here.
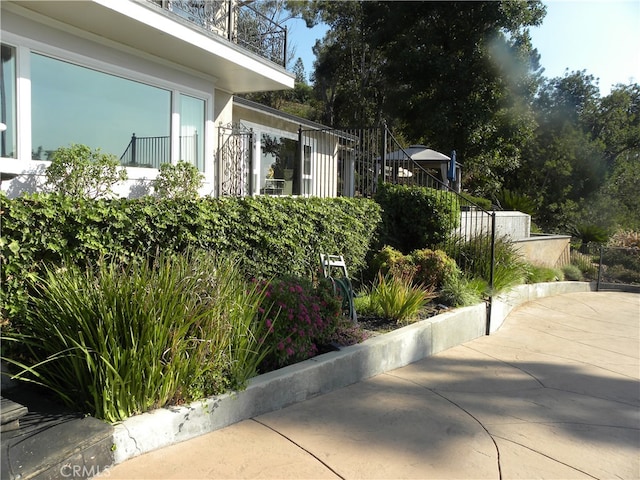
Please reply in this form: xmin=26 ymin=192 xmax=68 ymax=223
xmin=104 ymin=291 xmax=640 ymax=479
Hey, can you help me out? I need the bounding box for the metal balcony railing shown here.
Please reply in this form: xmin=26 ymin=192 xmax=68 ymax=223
xmin=150 ymin=0 xmax=287 ymax=66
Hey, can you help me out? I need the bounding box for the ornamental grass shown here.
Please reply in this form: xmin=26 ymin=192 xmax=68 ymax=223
xmin=2 ymin=251 xmax=271 ymax=423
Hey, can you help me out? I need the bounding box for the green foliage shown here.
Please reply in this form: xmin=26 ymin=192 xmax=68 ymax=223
xmin=153 ymin=161 xmax=204 ymax=199
xmin=353 ymin=292 xmax=380 ymax=317
xmin=44 ymin=144 xmax=127 ymax=199
xmin=561 ymin=264 xmax=583 ymax=281
xmin=601 ymin=248 xmax=640 ymax=284
xmin=524 ymin=264 xmax=563 ymax=283
xmin=449 ymin=235 xmax=528 ymax=294
xmin=0 ymin=195 xmax=380 ymax=327
xmin=374 ymin=183 xmax=460 ymax=253
xmin=438 ymin=273 xmax=486 ymax=307
xmin=410 ymin=248 xmax=459 ymax=289
xmin=368 ymin=272 xmax=435 ymax=324
xmin=257 ymin=276 xmax=342 ymax=370
xmin=572 ymin=223 xmax=610 ymax=248
xmin=2 ymin=252 xmax=270 ymax=422
xmin=570 ymin=250 xmax=598 ymax=280
xmin=460 ymin=193 xmax=492 ymax=211
xmin=494 ymin=189 xmax=536 ymax=215
xmin=369 ymin=246 xmax=458 ymax=290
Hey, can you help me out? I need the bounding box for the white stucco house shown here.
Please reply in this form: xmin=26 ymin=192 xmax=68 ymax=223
xmin=0 ymin=0 xmax=299 ymax=197
xmin=1 ymin=1 xmax=458 ymax=200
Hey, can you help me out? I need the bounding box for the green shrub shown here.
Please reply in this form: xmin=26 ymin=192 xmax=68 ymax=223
xmin=0 ymin=195 xmax=380 ymax=327
xmin=603 ymin=264 xmax=640 ymax=284
xmin=353 ymin=292 xmax=382 ymax=317
xmin=525 ymin=264 xmax=563 ymax=283
xmin=602 ymin=248 xmax=640 ymax=272
xmin=44 ymin=144 xmax=127 ymax=199
xmin=153 ymin=161 xmax=204 ymax=199
xmin=561 ymin=264 xmax=583 ymax=281
xmin=256 ymin=276 xmax=341 ymax=370
xmin=369 ymin=246 xmax=458 ymax=290
xmin=369 ymin=246 xmax=417 ymax=283
xmin=572 ymin=224 xmax=610 ymax=249
xmin=374 ymin=183 xmax=460 ymax=253
xmin=494 ymin=189 xmax=535 ymax=215
xmin=2 ymin=251 xmax=270 ymax=422
xmin=570 ymin=250 xmax=598 ymax=279
xmin=369 ymin=273 xmax=435 ymax=324
xmin=459 ymin=193 xmax=492 ymax=211
xmin=438 ymin=273 xmax=486 ymax=307
xmin=449 ymin=235 xmax=528 ymax=294
xmin=410 ymin=248 xmax=458 ymax=289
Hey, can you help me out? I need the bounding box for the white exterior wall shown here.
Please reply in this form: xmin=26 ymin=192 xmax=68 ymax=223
xmin=0 ymin=5 xmax=236 ymax=198
xmin=457 ymin=210 xmax=531 ymax=241
xmin=233 ymin=103 xmax=339 ymax=198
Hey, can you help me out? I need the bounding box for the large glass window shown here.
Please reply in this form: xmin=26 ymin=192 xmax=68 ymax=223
xmin=31 ymin=53 xmax=171 ymax=166
xmin=179 ymin=94 xmax=205 ymax=171
xmin=1 ymin=44 xmax=17 ymax=158
xmin=260 ymin=133 xmax=298 ymax=195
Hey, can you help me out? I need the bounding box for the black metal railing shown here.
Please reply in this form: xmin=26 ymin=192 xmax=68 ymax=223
xmin=297 ymin=123 xmax=497 ymax=299
xmin=580 ymin=245 xmax=640 ymax=291
xmin=119 ymin=133 xmax=199 ymax=169
xmin=150 ymin=0 xmax=287 ymax=67
xmin=120 ymin=134 xmax=169 ymax=169
xmin=216 ymin=121 xmax=497 ymax=307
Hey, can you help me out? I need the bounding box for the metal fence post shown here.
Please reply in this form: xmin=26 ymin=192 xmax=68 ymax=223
xmin=597 ymin=245 xmax=604 ymax=291
xmin=486 ymin=211 xmax=497 ymax=335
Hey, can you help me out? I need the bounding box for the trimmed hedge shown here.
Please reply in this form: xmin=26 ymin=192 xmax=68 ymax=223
xmin=374 ymin=183 xmax=460 ymax=253
xmin=0 ymin=194 xmax=380 ymax=326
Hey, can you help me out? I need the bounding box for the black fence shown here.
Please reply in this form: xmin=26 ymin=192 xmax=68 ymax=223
xmin=593 ymin=246 xmax=639 ymax=290
xmin=298 ymin=123 xmax=497 ymax=293
xmin=119 ymin=133 xmax=198 ymax=169
xmin=150 ymin=0 xmax=287 ymax=67
xmin=216 ymin=121 xmax=497 ymax=295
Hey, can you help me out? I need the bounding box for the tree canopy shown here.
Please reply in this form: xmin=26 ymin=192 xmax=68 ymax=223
xmin=283 ymin=0 xmax=639 ymax=233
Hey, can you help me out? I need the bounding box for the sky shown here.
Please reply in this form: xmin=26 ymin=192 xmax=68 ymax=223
xmin=286 ymin=0 xmax=640 ymax=96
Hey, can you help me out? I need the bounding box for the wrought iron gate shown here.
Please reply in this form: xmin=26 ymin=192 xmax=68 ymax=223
xmin=218 ymin=122 xmax=253 ymax=197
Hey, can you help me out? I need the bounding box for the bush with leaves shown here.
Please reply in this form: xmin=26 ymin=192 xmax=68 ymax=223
xmin=369 ymin=246 xmax=458 ymax=290
xmin=0 ymin=194 xmax=380 ymax=327
xmin=368 ymin=272 xmax=435 ymax=324
xmin=44 ymin=144 xmax=127 ymax=199
xmin=2 ymin=251 xmax=271 ymax=422
xmin=561 ymin=264 xmax=583 ymax=281
xmin=257 ymin=276 xmax=342 ymax=370
xmin=448 ymin=235 xmax=528 ymax=294
xmin=438 ymin=273 xmax=486 ymax=307
xmin=153 ymin=161 xmax=204 ymax=199
xmin=374 ymin=183 xmax=460 ymax=253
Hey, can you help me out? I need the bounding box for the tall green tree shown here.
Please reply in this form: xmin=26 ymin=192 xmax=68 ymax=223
xmin=290 ymin=1 xmax=546 ymax=192
xmin=507 ymin=71 xmax=639 ymax=232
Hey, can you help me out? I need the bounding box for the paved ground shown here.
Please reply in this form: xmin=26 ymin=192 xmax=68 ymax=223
xmin=105 ymin=291 xmax=640 ymax=479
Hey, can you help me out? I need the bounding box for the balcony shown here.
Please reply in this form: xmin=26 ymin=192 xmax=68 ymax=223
xmin=151 ymin=0 xmax=287 ymax=67
xmin=6 ymin=0 xmax=294 ymax=93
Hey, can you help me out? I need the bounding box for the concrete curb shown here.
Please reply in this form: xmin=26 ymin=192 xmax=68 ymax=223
xmin=111 ymin=281 xmax=595 ymax=465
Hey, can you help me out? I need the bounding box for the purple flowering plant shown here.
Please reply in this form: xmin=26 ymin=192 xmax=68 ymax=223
xmin=257 ymin=276 xmax=342 ymax=370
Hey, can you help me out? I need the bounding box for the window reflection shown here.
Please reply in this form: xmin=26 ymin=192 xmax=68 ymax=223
xmin=1 ymin=44 xmax=16 ymax=158
xmin=261 ymin=133 xmax=298 ymax=195
xmin=180 ymin=94 xmax=205 ymax=171
xmin=31 ymin=53 xmax=171 ymax=166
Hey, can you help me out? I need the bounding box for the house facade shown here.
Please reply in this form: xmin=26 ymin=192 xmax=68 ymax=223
xmin=0 ymin=0 xmax=294 ymax=197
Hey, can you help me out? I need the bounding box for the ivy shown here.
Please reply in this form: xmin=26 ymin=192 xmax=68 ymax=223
xmin=0 ymin=193 xmax=380 ymax=329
